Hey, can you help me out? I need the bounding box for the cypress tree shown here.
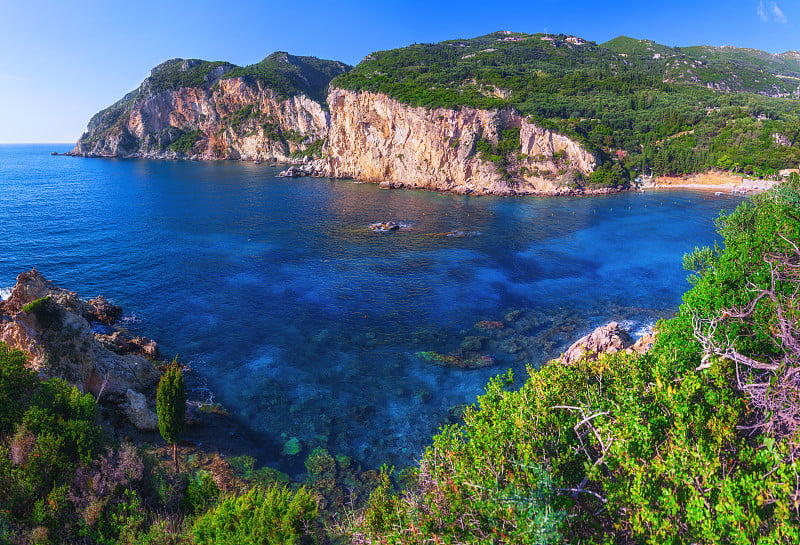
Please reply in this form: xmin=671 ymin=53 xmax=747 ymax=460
xmin=157 ymin=358 xmax=186 ymax=472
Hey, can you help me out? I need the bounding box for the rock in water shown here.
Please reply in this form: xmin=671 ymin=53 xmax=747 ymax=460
xmin=559 ymin=321 xmax=633 ymax=365
xmin=88 ymin=295 xmax=123 ymax=324
xmin=0 ymin=269 xmax=161 ymax=430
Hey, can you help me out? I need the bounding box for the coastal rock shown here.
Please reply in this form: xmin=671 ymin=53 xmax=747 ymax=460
xmin=369 ymin=221 xmax=400 ymax=231
xmin=97 ymin=331 xmax=160 ymax=359
xmin=87 ymin=295 xmax=123 ymax=324
xmin=70 ymin=78 xmax=333 ymax=163
xmin=631 ymin=330 xmax=656 ymax=354
xmin=0 ymin=270 xmax=162 ymax=429
xmin=559 ymin=321 xmax=633 ymax=365
xmin=68 ymin=63 xmax=604 ymax=196
xmin=316 ymin=89 xmax=599 ymax=195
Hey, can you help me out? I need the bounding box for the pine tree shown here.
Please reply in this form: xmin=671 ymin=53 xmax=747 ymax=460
xmin=157 ymin=358 xmax=186 ymax=472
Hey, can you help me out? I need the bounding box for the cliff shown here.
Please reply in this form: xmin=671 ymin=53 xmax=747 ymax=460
xmin=69 ymin=54 xmax=350 ymax=162
xmin=313 ymin=89 xmax=599 ymax=195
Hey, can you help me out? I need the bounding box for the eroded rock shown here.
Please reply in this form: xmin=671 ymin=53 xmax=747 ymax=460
xmin=559 ymin=321 xmax=633 ymax=365
xmin=0 ymin=269 xmax=162 ymax=430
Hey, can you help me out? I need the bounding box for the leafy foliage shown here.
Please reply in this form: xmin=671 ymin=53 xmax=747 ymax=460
xmin=192 ymin=485 xmax=319 ymax=545
xmin=221 ymin=52 xmax=350 ymax=103
xmin=144 ymin=59 xmax=237 ymax=95
xmin=157 ymin=360 xmax=187 ymax=471
xmin=169 ymin=130 xmax=202 ymax=154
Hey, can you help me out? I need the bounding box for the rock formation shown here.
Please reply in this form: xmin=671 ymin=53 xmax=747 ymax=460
xmin=70 ymin=57 xmax=603 ymax=196
xmin=559 ymin=322 xmax=634 ymax=365
xmin=69 ymin=54 xmax=348 ymax=163
xmin=0 ymin=269 xmax=161 ymax=430
xmin=310 ymin=89 xmax=599 ymax=196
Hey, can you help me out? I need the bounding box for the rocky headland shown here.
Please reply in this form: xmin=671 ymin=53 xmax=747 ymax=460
xmin=0 ymin=269 xmax=162 ymax=430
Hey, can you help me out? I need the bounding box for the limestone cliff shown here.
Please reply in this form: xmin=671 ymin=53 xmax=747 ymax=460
xmin=70 ymin=55 xmax=349 ymax=162
xmin=71 ymin=56 xmax=603 ymax=195
xmin=313 ymin=89 xmax=599 ymax=196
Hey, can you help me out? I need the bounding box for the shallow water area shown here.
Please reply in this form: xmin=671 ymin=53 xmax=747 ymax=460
xmin=0 ymin=145 xmax=746 ymax=473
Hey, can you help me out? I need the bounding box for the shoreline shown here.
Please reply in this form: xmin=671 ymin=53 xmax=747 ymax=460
xmin=60 ymin=151 xmax=787 ymax=197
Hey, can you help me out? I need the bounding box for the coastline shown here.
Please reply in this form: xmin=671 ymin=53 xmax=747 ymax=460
xmin=639 ymin=171 xmax=782 ymax=195
xmin=61 ymin=150 xmax=787 ymax=197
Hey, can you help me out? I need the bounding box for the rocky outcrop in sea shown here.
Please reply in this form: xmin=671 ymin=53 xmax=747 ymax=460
xmin=0 ymin=269 xmax=161 ymax=430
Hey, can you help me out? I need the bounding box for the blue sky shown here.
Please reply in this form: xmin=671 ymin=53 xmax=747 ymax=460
xmin=0 ymin=0 xmax=797 ymax=143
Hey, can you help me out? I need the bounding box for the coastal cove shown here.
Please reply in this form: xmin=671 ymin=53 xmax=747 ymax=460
xmin=0 ymin=144 xmax=746 ymax=473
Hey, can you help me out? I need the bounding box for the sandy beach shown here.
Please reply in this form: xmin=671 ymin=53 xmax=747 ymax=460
xmin=640 ymin=171 xmax=782 ymax=194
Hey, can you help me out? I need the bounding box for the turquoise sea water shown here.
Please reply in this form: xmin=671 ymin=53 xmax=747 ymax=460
xmin=0 ymin=144 xmax=746 ymax=472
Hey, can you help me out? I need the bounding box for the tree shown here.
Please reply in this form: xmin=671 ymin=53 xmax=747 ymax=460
xmin=157 ymin=358 xmax=186 ymax=472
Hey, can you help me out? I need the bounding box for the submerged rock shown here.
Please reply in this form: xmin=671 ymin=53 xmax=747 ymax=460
xmin=416 ymin=350 xmax=495 ymax=370
xmin=475 ymin=320 xmax=504 ymax=331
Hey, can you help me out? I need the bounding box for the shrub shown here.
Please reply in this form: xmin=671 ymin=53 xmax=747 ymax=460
xmin=353 ymin=372 xmax=565 ymax=544
xmin=192 ymin=485 xmax=319 ymax=545
xmin=0 ymin=343 xmax=37 ymax=432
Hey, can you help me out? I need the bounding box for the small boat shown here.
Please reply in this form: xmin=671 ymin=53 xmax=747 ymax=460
xmin=714 ymin=191 xmax=723 ymax=196
xmin=253 ymin=160 xmax=261 ymax=165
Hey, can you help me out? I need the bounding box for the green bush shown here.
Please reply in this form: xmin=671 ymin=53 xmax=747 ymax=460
xmin=169 ymin=130 xmax=202 ymax=154
xmin=192 ymin=485 xmax=319 ymax=545
xmin=0 ymin=343 xmax=37 ymax=432
xmin=22 ymin=296 xmax=60 ymax=328
xmin=353 ymin=372 xmax=564 ymax=544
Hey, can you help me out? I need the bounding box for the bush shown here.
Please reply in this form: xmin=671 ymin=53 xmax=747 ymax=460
xmin=353 ymin=372 xmax=564 ymax=544
xmin=192 ymin=485 xmax=319 ymax=545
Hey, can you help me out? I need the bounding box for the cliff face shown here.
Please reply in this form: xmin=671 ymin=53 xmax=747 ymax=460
xmin=315 ymin=89 xmax=598 ymax=195
xmin=71 ymin=56 xmax=602 ymax=195
xmin=70 ymin=54 xmax=348 ymax=162
xmin=71 ymin=78 xmax=330 ymax=162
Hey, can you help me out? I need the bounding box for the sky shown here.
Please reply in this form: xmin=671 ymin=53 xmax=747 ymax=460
xmin=0 ymin=0 xmax=797 ymax=143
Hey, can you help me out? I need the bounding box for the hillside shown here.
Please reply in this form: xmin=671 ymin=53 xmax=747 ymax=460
xmin=71 ymin=30 xmax=800 ymax=190
xmin=331 ymin=31 xmax=800 ymax=178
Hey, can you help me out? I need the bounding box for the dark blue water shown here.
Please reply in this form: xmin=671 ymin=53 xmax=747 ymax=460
xmin=0 ymin=144 xmax=745 ymax=470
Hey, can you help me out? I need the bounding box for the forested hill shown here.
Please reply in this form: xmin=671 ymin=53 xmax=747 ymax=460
xmin=332 ymin=31 xmax=800 ymax=177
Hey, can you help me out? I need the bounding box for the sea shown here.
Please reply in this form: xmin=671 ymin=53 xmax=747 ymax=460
xmin=0 ymin=144 xmax=746 ymax=473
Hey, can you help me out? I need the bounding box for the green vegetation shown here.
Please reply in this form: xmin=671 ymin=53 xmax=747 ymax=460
xmin=169 ymin=130 xmax=202 ymax=154
xmin=290 ymin=138 xmax=325 ymax=159
xmin=350 ymin=181 xmax=800 ymax=543
xmin=144 ymin=59 xmax=237 ymax=95
xmin=192 ymin=486 xmax=318 ymax=545
xmin=21 ymin=296 xmax=59 ymax=328
xmin=332 ymin=31 xmax=800 ymax=177
xmin=157 ymin=359 xmax=187 ymax=472
xmin=221 ymin=52 xmax=350 ymax=103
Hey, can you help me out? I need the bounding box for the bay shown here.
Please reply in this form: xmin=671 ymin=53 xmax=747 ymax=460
xmin=0 ymin=144 xmax=745 ymax=471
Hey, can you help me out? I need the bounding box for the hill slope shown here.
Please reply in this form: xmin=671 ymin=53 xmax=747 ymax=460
xmin=331 ymin=31 xmax=800 ymax=177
